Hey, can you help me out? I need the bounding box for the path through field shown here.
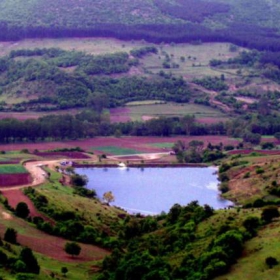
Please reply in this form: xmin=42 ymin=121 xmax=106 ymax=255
xmin=0 ymin=156 xmax=111 ymax=262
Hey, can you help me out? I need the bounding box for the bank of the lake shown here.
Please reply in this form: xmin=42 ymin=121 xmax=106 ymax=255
xmin=76 ymin=167 xmax=232 ymax=215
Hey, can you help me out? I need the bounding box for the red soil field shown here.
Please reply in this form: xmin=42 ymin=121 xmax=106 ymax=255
xmin=34 ymin=151 xmax=90 ymax=159
xmin=1 ymin=189 xmax=52 ymax=222
xmin=0 ymin=173 xmax=31 ymax=187
xmin=0 ymin=219 xmax=109 ymax=262
xmin=0 ymin=136 xmax=240 ymax=153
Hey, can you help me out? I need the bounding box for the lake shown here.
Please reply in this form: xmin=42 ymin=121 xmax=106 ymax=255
xmin=76 ymin=167 xmax=233 ymax=215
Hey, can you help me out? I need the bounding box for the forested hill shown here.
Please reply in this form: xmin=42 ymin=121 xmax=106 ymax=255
xmin=1 ymin=0 xmax=280 ymax=51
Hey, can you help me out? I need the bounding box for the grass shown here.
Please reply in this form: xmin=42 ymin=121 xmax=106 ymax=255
xmin=215 ymin=217 xmax=280 ymax=280
xmin=141 ymin=42 xmax=242 ymax=79
xmin=0 ymin=38 xmax=148 ymax=57
xmin=0 ymin=164 xmax=27 ymax=174
xmin=91 ymin=146 xmax=142 ymax=155
xmin=150 ymin=142 xmax=174 ymax=148
xmin=127 ymin=103 xmax=227 ymax=121
xmin=126 ymin=100 xmax=166 ymax=106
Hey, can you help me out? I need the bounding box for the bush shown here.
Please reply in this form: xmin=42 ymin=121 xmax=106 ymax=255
xmin=15 ymin=202 xmax=30 ymax=219
xmin=0 ymin=250 xmax=7 ymax=267
xmin=4 ymin=228 xmax=17 ymax=244
xmin=70 ymin=174 xmax=88 ymax=187
xmin=266 ymin=256 xmax=278 ymax=268
xmin=261 ymin=206 xmax=279 ymax=223
xmin=64 ymin=242 xmax=81 ymax=257
xmin=19 ymin=247 xmax=40 ymax=274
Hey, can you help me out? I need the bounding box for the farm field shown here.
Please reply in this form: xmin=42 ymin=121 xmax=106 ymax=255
xmin=0 ymin=164 xmax=27 ymax=174
xmin=0 ymin=38 xmax=147 ymax=57
xmin=141 ymin=42 xmax=242 ymax=79
xmin=0 ymin=109 xmax=81 ymax=120
xmin=110 ymin=103 xmax=228 ymax=122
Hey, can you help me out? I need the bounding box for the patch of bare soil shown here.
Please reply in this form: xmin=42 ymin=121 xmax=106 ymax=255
xmin=2 ymin=211 xmax=12 ymax=220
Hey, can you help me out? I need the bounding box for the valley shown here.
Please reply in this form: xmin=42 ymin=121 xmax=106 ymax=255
xmin=0 ymin=0 xmax=280 ymax=279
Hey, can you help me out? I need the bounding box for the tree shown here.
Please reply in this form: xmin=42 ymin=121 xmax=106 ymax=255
xmin=181 ymin=115 xmax=195 ymax=135
xmin=274 ymin=132 xmax=280 ymax=141
xmin=64 ymin=242 xmax=81 ymax=257
xmin=19 ymin=247 xmax=40 ymax=274
xmin=15 ymin=202 xmax=30 ymax=219
xmin=266 ymin=256 xmax=278 ymax=268
xmin=103 ymin=191 xmax=115 ymax=204
xmin=243 ymin=216 xmax=260 ymax=236
xmin=0 ymin=250 xmax=7 ymax=267
xmin=261 ymin=206 xmax=280 ymax=223
xmin=61 ymin=266 xmax=68 ymax=276
xmin=242 ymin=131 xmax=261 ymax=145
xmin=4 ymin=228 xmax=17 ymax=244
xmin=70 ymin=174 xmax=88 ymax=187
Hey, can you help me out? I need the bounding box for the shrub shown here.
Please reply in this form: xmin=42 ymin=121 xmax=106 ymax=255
xmin=261 ymin=206 xmax=279 ymax=223
xmin=64 ymin=242 xmax=81 ymax=257
xmin=4 ymin=228 xmax=17 ymax=244
xmin=15 ymin=202 xmax=30 ymax=219
xmin=19 ymin=247 xmax=40 ymax=274
xmin=266 ymin=256 xmax=278 ymax=268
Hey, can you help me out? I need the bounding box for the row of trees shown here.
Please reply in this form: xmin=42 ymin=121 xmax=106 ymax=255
xmin=1 ymin=110 xmax=280 ymax=143
xmin=1 ymin=21 xmax=280 ymax=52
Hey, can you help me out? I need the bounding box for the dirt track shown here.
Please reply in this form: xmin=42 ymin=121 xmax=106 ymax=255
xmin=0 ymin=160 xmax=56 ymax=190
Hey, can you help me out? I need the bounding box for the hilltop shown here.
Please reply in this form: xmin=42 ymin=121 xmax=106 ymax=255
xmin=0 ymin=0 xmax=279 ymax=51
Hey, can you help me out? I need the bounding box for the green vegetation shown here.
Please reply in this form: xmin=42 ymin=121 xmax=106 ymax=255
xmin=150 ymin=142 xmax=174 ymax=148
xmin=92 ymin=146 xmax=142 ymax=155
xmin=0 ymin=165 xmax=27 ymax=174
xmin=127 ymin=103 xmax=227 ymax=121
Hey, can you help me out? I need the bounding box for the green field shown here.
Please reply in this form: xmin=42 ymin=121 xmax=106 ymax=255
xmin=0 ymin=164 xmax=27 ymax=174
xmin=150 ymin=142 xmax=174 ymax=148
xmin=0 ymin=38 xmax=148 ymax=57
xmin=91 ymin=146 xmax=142 ymax=155
xmin=127 ymin=103 xmax=227 ymax=121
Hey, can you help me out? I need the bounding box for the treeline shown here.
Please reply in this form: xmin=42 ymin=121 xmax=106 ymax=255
xmin=193 ymin=76 xmax=228 ymax=91
xmin=9 ymin=48 xmax=136 ymax=74
xmin=154 ymin=0 xmax=230 ymax=23
xmin=130 ymin=46 xmax=158 ymax=58
xmin=0 ymin=112 xmax=227 ymax=143
xmin=1 ymin=110 xmax=280 ymax=143
xmin=1 ymin=22 xmax=280 ymax=52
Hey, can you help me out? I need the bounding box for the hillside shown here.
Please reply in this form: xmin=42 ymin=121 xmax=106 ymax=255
xmin=0 ymin=0 xmax=279 ymax=51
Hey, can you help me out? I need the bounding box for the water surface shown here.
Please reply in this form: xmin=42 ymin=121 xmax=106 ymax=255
xmin=76 ymin=167 xmax=233 ymax=215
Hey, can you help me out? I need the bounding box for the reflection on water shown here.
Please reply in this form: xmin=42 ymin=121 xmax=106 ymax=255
xmin=76 ymin=167 xmax=233 ymax=214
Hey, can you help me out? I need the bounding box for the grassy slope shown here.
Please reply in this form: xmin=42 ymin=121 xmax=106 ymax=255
xmin=0 ymin=202 xmax=108 ymax=280
xmin=0 ymin=38 xmax=275 ymax=116
xmin=216 ymin=218 xmax=280 ymax=280
xmin=222 ymin=154 xmax=280 ymax=205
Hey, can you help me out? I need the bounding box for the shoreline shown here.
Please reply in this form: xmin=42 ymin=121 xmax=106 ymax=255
xmin=72 ymin=163 xmax=209 ymax=168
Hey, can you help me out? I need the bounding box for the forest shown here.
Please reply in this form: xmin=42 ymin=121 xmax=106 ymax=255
xmin=0 ymin=0 xmax=279 ymax=51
